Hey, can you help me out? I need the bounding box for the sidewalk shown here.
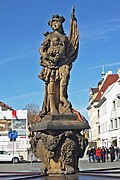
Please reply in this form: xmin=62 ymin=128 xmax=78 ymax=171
xmin=0 ymin=160 xmax=120 ymax=179
xmin=0 ymin=162 xmax=41 ymax=172
xmin=79 ymin=158 xmax=120 ymax=171
xmin=0 ymin=159 xmax=120 ymax=172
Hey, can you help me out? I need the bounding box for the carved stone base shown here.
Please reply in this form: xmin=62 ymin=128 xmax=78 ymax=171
xmin=30 ymin=114 xmax=90 ymax=174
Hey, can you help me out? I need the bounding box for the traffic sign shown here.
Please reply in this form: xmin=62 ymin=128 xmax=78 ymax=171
xmin=8 ymin=131 xmax=18 ymax=139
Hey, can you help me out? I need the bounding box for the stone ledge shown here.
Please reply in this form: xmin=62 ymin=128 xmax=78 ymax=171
xmin=43 ymin=114 xmax=78 ymax=121
xmin=32 ymin=119 xmax=90 ymax=132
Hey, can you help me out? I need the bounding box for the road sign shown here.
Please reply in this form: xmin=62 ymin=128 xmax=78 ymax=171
xmin=8 ymin=131 xmax=18 ymax=139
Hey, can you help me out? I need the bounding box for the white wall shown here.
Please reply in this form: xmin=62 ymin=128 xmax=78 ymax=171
xmin=0 ymin=109 xmax=29 ymax=160
xmin=98 ymin=80 xmax=120 ymax=148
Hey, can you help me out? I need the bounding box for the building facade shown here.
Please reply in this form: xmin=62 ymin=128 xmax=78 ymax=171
xmin=0 ymin=102 xmax=29 ymax=160
xmin=88 ymin=69 xmax=120 ymax=148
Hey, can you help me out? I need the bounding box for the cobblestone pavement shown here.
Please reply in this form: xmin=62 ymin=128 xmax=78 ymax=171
xmin=0 ymin=159 xmax=120 ymax=172
xmin=79 ymin=159 xmax=120 ymax=171
xmin=0 ymin=160 xmax=120 ymax=179
xmin=0 ymin=161 xmax=41 ymax=172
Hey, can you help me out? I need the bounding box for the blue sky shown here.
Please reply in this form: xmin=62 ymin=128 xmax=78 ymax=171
xmin=0 ymin=0 xmax=120 ymax=118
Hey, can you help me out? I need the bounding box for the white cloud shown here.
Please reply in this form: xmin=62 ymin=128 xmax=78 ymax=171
xmin=3 ymin=91 xmax=40 ymax=101
xmin=88 ymin=61 xmax=120 ymax=70
xmin=105 ymin=61 xmax=120 ymax=67
xmin=0 ymin=53 xmax=38 ymax=65
xmin=70 ymin=89 xmax=88 ymax=95
xmin=81 ymin=15 xmax=120 ymax=43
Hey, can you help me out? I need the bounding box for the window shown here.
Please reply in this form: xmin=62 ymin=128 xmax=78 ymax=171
xmin=1 ymin=106 xmax=8 ymax=111
xmin=98 ymin=109 xmax=100 ymax=118
xmin=98 ymin=126 xmax=100 ymax=134
xmin=111 ymin=120 xmax=113 ymax=129
xmin=114 ymin=119 xmax=117 ymax=129
xmin=117 ymin=99 xmax=120 ymax=107
xmin=113 ymin=100 xmax=116 ymax=110
xmin=101 ymin=122 xmax=107 ymax=133
xmin=118 ymin=117 xmax=120 ymax=128
xmin=100 ymin=103 xmax=106 ymax=117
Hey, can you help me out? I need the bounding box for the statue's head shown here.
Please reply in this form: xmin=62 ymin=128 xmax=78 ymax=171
xmin=48 ymin=15 xmax=65 ymax=31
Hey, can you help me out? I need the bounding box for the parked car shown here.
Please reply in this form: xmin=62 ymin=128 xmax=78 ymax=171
xmin=0 ymin=150 xmax=23 ymax=163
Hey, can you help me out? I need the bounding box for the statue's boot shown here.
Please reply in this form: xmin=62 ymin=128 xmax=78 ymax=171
xmin=60 ymin=85 xmax=71 ymax=107
xmin=48 ymin=81 xmax=59 ymax=114
xmin=49 ymin=94 xmax=59 ymax=114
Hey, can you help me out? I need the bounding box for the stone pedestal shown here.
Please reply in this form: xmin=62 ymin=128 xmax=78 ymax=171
xmin=31 ymin=114 xmax=90 ymax=174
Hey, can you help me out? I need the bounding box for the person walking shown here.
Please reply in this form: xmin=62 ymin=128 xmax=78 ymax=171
xmin=109 ymin=145 xmax=115 ymax=162
xmin=101 ymin=146 xmax=106 ymax=162
xmin=115 ymin=147 xmax=119 ymax=161
xmin=91 ymin=147 xmax=96 ymax=163
xmin=86 ymin=147 xmax=92 ymax=163
xmin=105 ymin=147 xmax=109 ymax=161
xmin=96 ymin=147 xmax=101 ymax=162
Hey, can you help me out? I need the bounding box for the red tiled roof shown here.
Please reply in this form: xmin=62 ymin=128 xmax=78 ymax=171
xmin=0 ymin=101 xmax=13 ymax=110
xmin=94 ymin=74 xmax=118 ymax=102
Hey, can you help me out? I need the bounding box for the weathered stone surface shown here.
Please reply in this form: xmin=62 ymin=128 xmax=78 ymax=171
xmin=32 ymin=114 xmax=90 ymax=132
xmin=30 ymin=130 xmax=88 ymax=174
xmin=43 ymin=114 xmax=78 ymax=121
xmin=38 ymin=7 xmax=79 ymax=117
xmin=30 ymin=7 xmax=90 ymax=175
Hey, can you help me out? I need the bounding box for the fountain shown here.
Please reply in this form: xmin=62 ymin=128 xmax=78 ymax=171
xmin=31 ymin=7 xmax=90 ymax=175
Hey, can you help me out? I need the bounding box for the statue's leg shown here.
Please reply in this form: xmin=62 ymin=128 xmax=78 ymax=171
xmin=60 ymin=84 xmax=70 ymax=108
xmin=59 ymin=65 xmax=71 ymax=108
xmin=48 ymin=81 xmax=58 ymax=114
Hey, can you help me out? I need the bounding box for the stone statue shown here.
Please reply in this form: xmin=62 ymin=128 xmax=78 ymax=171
xmin=38 ymin=7 xmax=79 ymax=117
xmin=31 ymin=7 xmax=90 ymax=175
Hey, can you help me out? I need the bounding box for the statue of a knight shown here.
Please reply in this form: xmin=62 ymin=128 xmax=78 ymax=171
xmin=38 ymin=7 xmax=79 ymax=117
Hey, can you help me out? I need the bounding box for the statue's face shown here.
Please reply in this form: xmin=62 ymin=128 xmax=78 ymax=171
xmin=51 ymin=20 xmax=61 ymax=31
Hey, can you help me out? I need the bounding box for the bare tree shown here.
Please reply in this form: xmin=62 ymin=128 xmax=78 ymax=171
xmin=24 ymin=103 xmax=40 ymax=126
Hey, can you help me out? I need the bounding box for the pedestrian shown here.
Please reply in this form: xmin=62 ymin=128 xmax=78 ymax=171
xmin=119 ymin=148 xmax=120 ymax=159
xmin=115 ymin=147 xmax=119 ymax=161
xmin=91 ymin=147 xmax=96 ymax=162
xmin=96 ymin=147 xmax=101 ymax=162
xmin=109 ymin=145 xmax=115 ymax=162
xmin=101 ymin=146 xmax=106 ymax=162
xmin=105 ymin=147 xmax=109 ymax=161
xmin=86 ymin=147 xmax=92 ymax=163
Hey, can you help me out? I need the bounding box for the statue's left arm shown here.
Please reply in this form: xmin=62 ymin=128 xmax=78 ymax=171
xmin=66 ymin=7 xmax=79 ymax=64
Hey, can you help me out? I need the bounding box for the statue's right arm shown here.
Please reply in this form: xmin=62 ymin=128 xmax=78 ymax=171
xmin=39 ymin=36 xmax=50 ymax=67
xmin=39 ymin=36 xmax=50 ymax=58
xmin=39 ymin=35 xmax=56 ymax=68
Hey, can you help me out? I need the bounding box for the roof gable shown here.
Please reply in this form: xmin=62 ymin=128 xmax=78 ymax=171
xmin=0 ymin=101 xmax=13 ymax=110
xmin=93 ymin=74 xmax=118 ymax=102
